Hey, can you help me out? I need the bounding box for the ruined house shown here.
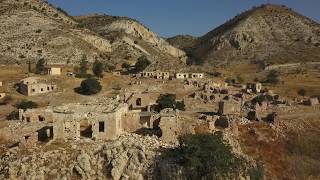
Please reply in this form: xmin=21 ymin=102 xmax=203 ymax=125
xmin=19 ymin=101 xmax=130 ymax=141
xmin=140 ymin=71 xmax=155 ymax=78
xmin=156 ymin=72 xmax=170 ymax=79
xmin=19 ymin=77 xmax=57 ymax=96
xmin=175 ymin=73 xmax=189 ymax=79
xmin=125 ymin=92 xmax=157 ymax=112
xmin=190 ymin=73 xmax=204 ymax=79
xmin=158 ymin=108 xmax=181 ymax=144
xmin=45 ymin=67 xmax=61 ymax=75
xmin=218 ymin=100 xmax=241 ymax=115
xmin=304 ymin=97 xmax=319 ymax=106
xmin=247 ymin=83 xmax=262 ymax=93
xmin=0 ymin=93 xmax=5 ymax=99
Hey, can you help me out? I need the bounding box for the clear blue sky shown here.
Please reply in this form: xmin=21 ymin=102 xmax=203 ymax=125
xmin=47 ymin=0 xmax=320 ymax=37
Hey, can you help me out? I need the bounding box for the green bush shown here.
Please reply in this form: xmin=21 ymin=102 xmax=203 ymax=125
xmin=156 ymin=94 xmax=185 ymax=112
xmin=134 ymin=55 xmax=151 ymax=72
xmin=249 ymin=163 xmax=264 ymax=180
xmin=77 ymin=54 xmax=89 ymax=77
xmin=298 ymin=88 xmax=306 ymax=97
xmin=266 ymin=70 xmax=280 ymax=85
xmin=35 ymin=58 xmax=45 ymax=74
xmin=16 ymin=100 xmax=38 ymax=110
xmin=76 ymin=78 xmax=102 ymax=95
xmin=121 ymin=62 xmax=131 ymax=71
xmin=93 ymin=60 xmax=104 ymax=78
xmin=7 ymin=110 xmax=19 ymax=120
xmin=168 ymin=133 xmax=246 ymax=179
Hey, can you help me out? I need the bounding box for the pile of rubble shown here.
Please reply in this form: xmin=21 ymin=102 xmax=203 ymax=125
xmin=0 ymin=133 xmax=167 ymax=180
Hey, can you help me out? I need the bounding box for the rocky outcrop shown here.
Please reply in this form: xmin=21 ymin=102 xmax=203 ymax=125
xmin=0 ymin=133 xmax=166 ymax=180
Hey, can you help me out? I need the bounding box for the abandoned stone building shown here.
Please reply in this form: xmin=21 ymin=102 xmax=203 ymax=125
xmin=190 ymin=73 xmax=204 ymax=79
xmin=246 ymin=83 xmax=262 ymax=93
xmin=0 ymin=93 xmax=5 ymax=99
xmin=125 ymin=92 xmax=157 ymax=112
xmin=156 ymin=72 xmax=170 ymax=79
xmin=19 ymin=77 xmax=57 ymax=96
xmin=304 ymin=97 xmax=319 ymax=106
xmin=140 ymin=71 xmax=155 ymax=78
xmin=45 ymin=67 xmax=61 ymax=75
xmin=218 ymin=100 xmax=241 ymax=115
xmin=175 ymin=73 xmax=189 ymax=79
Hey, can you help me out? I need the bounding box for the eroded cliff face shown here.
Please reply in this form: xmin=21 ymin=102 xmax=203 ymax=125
xmin=101 ymin=19 xmax=187 ymax=62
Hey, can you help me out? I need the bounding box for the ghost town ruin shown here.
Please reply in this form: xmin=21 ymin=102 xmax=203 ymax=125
xmin=18 ymin=77 xmax=57 ymax=96
xmin=0 ymin=81 xmax=5 ymax=99
xmin=16 ymin=94 xmax=183 ymax=146
xmin=136 ymin=71 xmax=204 ymax=80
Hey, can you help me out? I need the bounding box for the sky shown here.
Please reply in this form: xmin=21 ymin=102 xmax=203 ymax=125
xmin=47 ymin=0 xmax=320 ymax=37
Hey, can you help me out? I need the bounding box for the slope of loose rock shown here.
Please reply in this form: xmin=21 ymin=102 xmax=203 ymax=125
xmin=192 ymin=4 xmax=320 ymax=66
xmin=76 ymin=15 xmax=187 ymax=70
xmin=0 ymin=0 xmax=113 ymax=65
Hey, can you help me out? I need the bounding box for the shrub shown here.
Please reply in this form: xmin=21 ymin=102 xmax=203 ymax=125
xmin=249 ymin=163 xmax=264 ymax=180
xmin=77 ymin=55 xmax=89 ymax=78
xmin=105 ymin=64 xmax=116 ymax=72
xmin=7 ymin=110 xmax=19 ymax=120
xmin=156 ymin=94 xmax=185 ymax=112
xmin=35 ymin=29 xmax=42 ymax=33
xmin=121 ymin=62 xmax=131 ymax=71
xmin=298 ymin=88 xmax=306 ymax=97
xmin=236 ymin=75 xmax=244 ymax=83
xmin=266 ymin=70 xmax=280 ymax=85
xmin=93 ymin=60 xmax=104 ymax=78
xmin=168 ymin=133 xmax=246 ymax=179
xmin=134 ymin=55 xmax=151 ymax=72
xmin=76 ymin=78 xmax=102 ymax=95
xmin=16 ymin=100 xmax=38 ymax=110
xmin=35 ymin=58 xmax=45 ymax=74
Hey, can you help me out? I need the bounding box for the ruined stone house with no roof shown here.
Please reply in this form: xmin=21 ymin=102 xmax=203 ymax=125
xmin=45 ymin=67 xmax=62 ymax=75
xmin=17 ymin=94 xmax=182 ymax=146
xmin=19 ymin=77 xmax=57 ymax=96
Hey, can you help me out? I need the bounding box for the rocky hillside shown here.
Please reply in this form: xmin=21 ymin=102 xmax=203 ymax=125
xmin=0 ymin=0 xmax=113 ymax=65
xmin=192 ymin=4 xmax=320 ymax=67
xmin=167 ymin=35 xmax=198 ymax=54
xmin=0 ymin=0 xmax=187 ymax=71
xmin=76 ymin=15 xmax=187 ymax=71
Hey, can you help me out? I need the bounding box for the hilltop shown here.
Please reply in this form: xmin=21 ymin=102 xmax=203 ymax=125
xmin=173 ymin=4 xmax=320 ymax=67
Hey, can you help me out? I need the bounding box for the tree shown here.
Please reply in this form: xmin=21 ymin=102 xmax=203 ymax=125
xmin=298 ymin=88 xmax=306 ymax=97
xmin=93 ymin=60 xmax=104 ymax=78
xmin=36 ymin=58 xmax=46 ymax=74
xmin=156 ymin=94 xmax=185 ymax=112
xmin=16 ymin=100 xmax=38 ymax=110
xmin=76 ymin=78 xmax=102 ymax=95
xmin=78 ymin=55 xmax=89 ymax=77
xmin=167 ymin=133 xmax=246 ymax=179
xmin=134 ymin=56 xmax=151 ymax=72
xmin=121 ymin=62 xmax=131 ymax=71
xmin=266 ymin=70 xmax=280 ymax=85
xmin=236 ymin=75 xmax=244 ymax=84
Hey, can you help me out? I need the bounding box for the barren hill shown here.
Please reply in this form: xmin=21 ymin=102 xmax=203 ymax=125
xmin=192 ymin=4 xmax=320 ymax=67
xmin=75 ymin=15 xmax=187 ymax=70
xmin=0 ymin=0 xmax=113 ymax=65
xmin=0 ymin=0 xmax=187 ymax=71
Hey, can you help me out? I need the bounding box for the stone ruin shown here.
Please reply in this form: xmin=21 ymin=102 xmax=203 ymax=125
xmin=16 ymin=94 xmax=183 ymax=146
xmin=18 ymin=77 xmax=57 ymax=96
xmin=0 ymin=81 xmax=5 ymax=99
xmin=45 ymin=67 xmax=61 ymax=75
xmin=304 ymin=97 xmax=319 ymax=106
